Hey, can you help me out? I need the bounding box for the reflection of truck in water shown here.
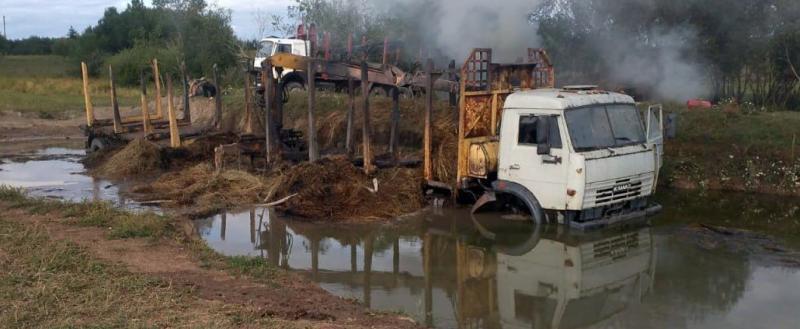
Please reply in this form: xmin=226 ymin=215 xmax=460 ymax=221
xmin=493 ymin=228 xmax=655 ymax=328
xmin=245 ymin=210 xmax=656 ymax=328
xmin=457 ymin=49 xmax=664 ymax=228
xmin=434 ymin=216 xmax=656 ymax=328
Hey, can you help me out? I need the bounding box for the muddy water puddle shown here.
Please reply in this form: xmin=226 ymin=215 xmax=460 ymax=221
xmin=3 ymin=145 xmax=799 ymax=328
xmin=198 ymin=203 xmax=800 ymax=329
xmin=0 ymin=145 xmax=156 ymax=211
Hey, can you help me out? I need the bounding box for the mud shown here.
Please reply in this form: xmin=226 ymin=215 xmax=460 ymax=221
xmin=677 ymin=224 xmax=800 ymax=267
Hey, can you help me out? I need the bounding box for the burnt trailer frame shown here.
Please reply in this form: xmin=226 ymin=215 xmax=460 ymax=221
xmin=79 ymin=59 xmax=216 ymax=152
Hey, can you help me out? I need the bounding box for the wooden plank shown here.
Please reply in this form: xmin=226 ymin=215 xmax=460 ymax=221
xmin=181 ymin=62 xmax=191 ymax=123
xmin=389 ymin=86 xmax=400 ymax=161
xmin=81 ymin=62 xmax=94 ymax=127
xmin=108 ymin=65 xmax=122 ymax=133
xmin=424 ymin=59 xmax=434 ymax=181
xmin=243 ymin=69 xmax=253 ymax=134
xmin=262 ymin=61 xmax=275 ymax=163
xmin=152 ymin=59 xmax=163 ymax=118
xmin=346 ymin=77 xmax=355 ymax=158
xmin=361 ymin=61 xmax=374 ymax=174
xmin=213 ymin=63 xmax=222 ymax=130
xmin=139 ymin=69 xmax=153 ymax=135
xmin=167 ymin=76 xmax=181 ymax=148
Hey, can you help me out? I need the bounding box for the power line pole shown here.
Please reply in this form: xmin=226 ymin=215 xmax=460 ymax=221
xmin=3 ymin=16 xmax=6 ymax=39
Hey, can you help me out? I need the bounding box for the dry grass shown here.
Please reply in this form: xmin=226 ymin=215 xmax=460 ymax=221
xmin=134 ymin=163 xmax=274 ymax=217
xmin=96 ymin=138 xmax=163 ymax=179
xmin=0 ymin=189 xmax=300 ymax=328
xmin=0 ymin=55 xmax=139 ymax=117
xmin=271 ymin=156 xmax=424 ymax=220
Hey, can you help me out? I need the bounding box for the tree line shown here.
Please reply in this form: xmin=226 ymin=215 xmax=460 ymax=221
xmin=4 ymin=0 xmax=800 ymax=108
xmin=1 ymin=0 xmax=240 ymax=85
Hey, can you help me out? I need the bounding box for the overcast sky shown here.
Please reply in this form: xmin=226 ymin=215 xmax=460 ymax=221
xmin=0 ymin=0 xmax=293 ymax=40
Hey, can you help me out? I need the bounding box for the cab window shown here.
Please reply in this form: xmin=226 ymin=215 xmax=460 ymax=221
xmin=275 ymin=43 xmax=292 ymax=54
xmin=518 ymin=115 xmax=562 ymax=148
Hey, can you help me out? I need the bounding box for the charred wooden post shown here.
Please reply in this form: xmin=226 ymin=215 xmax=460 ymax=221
xmin=361 ymin=35 xmax=368 ymax=61
xmin=346 ymin=33 xmax=353 ymax=59
xmin=166 ymin=76 xmax=180 ymax=148
xmin=307 ymin=59 xmax=320 ymax=162
xmin=181 ymin=62 xmax=191 ymax=123
xmin=152 ymin=59 xmax=163 ymax=118
xmin=275 ymin=67 xmax=285 ymax=129
xmin=262 ymin=60 xmax=277 ymax=163
xmin=323 ymin=32 xmax=331 ymax=61
xmin=345 ymin=77 xmax=356 ymax=158
xmin=213 ymin=64 xmax=222 ymax=130
xmin=139 ymin=69 xmax=153 ymax=136
xmin=424 ymin=59 xmax=434 ymax=181
xmin=448 ymin=59 xmax=457 ymax=107
xmin=389 ymin=86 xmax=400 ymax=161
xmin=361 ymin=61 xmax=374 ymax=174
xmin=108 ymin=65 xmax=122 ymax=133
xmin=382 ymin=37 xmax=389 ymax=66
xmin=242 ymin=68 xmax=254 ymax=134
xmin=80 ymin=62 xmax=94 ymax=127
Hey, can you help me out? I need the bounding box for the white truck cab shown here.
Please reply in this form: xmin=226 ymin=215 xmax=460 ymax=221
xmin=254 ymin=38 xmax=310 ymax=71
xmin=490 ymin=87 xmax=663 ymax=228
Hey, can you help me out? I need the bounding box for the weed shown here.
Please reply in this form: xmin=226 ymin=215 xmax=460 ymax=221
xmin=0 ymin=218 xmax=272 ymax=328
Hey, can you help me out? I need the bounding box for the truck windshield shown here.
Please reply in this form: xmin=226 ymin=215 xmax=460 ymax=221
xmin=256 ymin=41 xmax=274 ymax=58
xmin=565 ymin=104 xmax=645 ymax=152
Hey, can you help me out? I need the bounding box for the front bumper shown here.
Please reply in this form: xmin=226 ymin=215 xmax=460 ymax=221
xmin=569 ymin=202 xmax=662 ymax=230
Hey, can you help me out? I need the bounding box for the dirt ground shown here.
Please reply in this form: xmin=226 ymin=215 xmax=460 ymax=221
xmin=0 ymin=111 xmax=82 ymax=141
xmin=0 ymin=203 xmax=419 ymax=328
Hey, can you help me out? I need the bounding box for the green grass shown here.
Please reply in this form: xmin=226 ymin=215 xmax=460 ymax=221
xmin=0 ymin=186 xmax=170 ymax=240
xmin=0 ymin=55 xmax=144 ymax=117
xmin=660 ymin=105 xmax=800 ymax=194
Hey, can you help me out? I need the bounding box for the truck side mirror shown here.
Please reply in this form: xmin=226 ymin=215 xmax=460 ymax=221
xmin=536 ymin=117 xmax=551 ymax=155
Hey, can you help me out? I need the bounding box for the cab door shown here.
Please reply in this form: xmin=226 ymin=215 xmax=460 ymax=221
xmin=498 ymin=111 xmax=569 ymax=210
xmin=646 ymin=105 xmax=664 ymax=171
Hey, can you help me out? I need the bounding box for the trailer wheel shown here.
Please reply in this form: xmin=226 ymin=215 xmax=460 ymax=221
xmin=88 ymin=137 xmax=108 ymax=153
xmin=284 ymin=81 xmax=305 ymax=93
xmin=369 ymin=86 xmax=388 ymax=98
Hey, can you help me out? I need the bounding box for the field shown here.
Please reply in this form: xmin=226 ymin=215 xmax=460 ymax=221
xmin=0 ymin=55 xmax=140 ymax=118
xmin=661 ymin=105 xmax=800 ymax=195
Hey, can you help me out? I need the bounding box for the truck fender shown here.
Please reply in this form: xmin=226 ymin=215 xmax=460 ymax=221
xmin=491 ymin=180 xmax=544 ymax=225
xmin=281 ymin=71 xmax=306 ymax=89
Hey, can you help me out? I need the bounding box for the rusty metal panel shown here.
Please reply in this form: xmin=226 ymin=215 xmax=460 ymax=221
xmin=463 ymin=94 xmax=493 ymax=138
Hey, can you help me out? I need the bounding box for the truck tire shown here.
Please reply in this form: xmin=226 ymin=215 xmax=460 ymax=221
xmin=88 ymin=137 xmax=108 ymax=153
xmin=491 ymin=180 xmax=545 ymax=225
xmin=284 ymin=81 xmax=305 ymax=93
xmin=369 ymin=86 xmax=388 ymax=98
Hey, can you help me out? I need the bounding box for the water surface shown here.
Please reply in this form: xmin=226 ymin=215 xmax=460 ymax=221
xmin=196 ymin=203 xmax=800 ymax=329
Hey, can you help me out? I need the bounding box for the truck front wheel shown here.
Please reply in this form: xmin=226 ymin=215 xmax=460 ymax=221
xmin=491 ymin=180 xmax=545 ymax=225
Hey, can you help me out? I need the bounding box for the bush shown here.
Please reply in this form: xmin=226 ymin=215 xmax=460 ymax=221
xmin=105 ymin=43 xmax=182 ymax=85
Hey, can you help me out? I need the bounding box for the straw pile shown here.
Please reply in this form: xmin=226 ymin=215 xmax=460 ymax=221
xmin=269 ymin=156 xmax=424 ymax=220
xmin=134 ymin=163 xmax=274 ymax=217
xmin=96 ymin=138 xmax=163 ymax=179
